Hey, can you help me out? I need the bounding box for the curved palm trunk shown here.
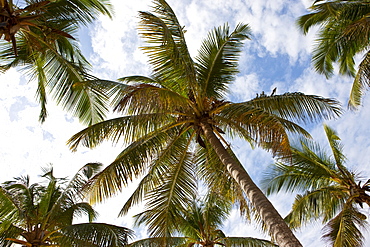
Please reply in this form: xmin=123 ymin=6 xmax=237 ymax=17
xmin=201 ymin=122 xmax=302 ymax=247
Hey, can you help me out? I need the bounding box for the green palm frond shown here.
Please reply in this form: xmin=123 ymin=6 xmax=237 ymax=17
xmin=119 ymin=127 xmax=196 ymax=216
xmin=246 ymin=93 xmax=341 ymax=124
xmin=57 ymin=223 xmax=133 ymax=247
xmin=264 ymin=124 xmax=369 ymax=245
xmin=322 ymin=203 xmax=367 ymax=247
xmin=57 ymin=202 xmax=97 ymax=225
xmin=138 ymin=0 xmax=196 ymax=95
xmin=0 ymin=166 xmax=133 ymax=247
xmin=350 ymin=50 xmax=370 ymax=108
xmin=323 ymin=125 xmax=354 ymax=181
xmin=68 ymin=113 xmax=177 ymax=151
xmin=112 ymin=79 xmax=191 ymax=115
xmin=133 ymin=134 xmax=197 ymax=237
xmin=0 ymin=0 xmax=113 ymax=123
xmin=262 ymin=161 xmax=334 ymax=196
xmin=41 ymin=163 xmax=101 ymax=228
xmin=0 ymin=223 xmax=23 ymax=247
xmin=285 ymin=187 xmax=347 ymax=229
xmin=81 ymin=124 xmax=188 ymax=204
xmin=195 ymin=23 xmax=251 ymax=99
xmin=0 ymin=187 xmax=21 ymax=231
xmin=298 ymin=0 xmax=370 ymax=107
xmin=47 ymin=0 xmax=113 ymax=25
xmin=219 ymin=103 xmax=297 ymax=156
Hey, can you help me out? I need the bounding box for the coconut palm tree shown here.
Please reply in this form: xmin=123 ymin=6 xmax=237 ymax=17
xmin=128 ymin=193 xmax=277 ymax=247
xmin=67 ymin=0 xmax=342 ymax=246
xmin=262 ymin=125 xmax=370 ymax=247
xmin=0 ymin=163 xmax=134 ymax=247
xmin=0 ymin=0 xmax=113 ymax=124
xmin=297 ymin=0 xmax=370 ymax=108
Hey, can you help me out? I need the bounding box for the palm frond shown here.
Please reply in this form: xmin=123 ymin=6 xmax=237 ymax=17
xmin=285 ymin=187 xmax=347 ymax=229
xmin=112 ymin=79 xmax=191 ymax=116
xmin=0 ymin=187 xmax=21 ymax=232
xmin=46 ymin=0 xmax=113 ymax=25
xmin=195 ymin=23 xmax=251 ymax=99
xmin=323 ymin=125 xmax=354 ymax=181
xmin=246 ymin=93 xmax=342 ymax=124
xmin=0 ymin=223 xmax=23 ymax=247
xmin=298 ymin=0 xmax=370 ymax=106
xmin=133 ymin=133 xmax=197 ymax=237
xmin=68 ymin=113 xmax=176 ymax=151
xmin=57 ymin=223 xmax=134 ymax=247
xmin=0 ymin=0 xmax=113 ymax=123
xmin=119 ymin=126 xmax=195 ymax=216
xmin=219 ymin=103 xmax=292 ymax=156
xmin=82 ymin=124 xmax=187 ymax=204
xmin=138 ymin=0 xmax=196 ymax=95
xmin=350 ymin=50 xmax=370 ymax=108
xmin=322 ymin=203 xmax=367 ymax=247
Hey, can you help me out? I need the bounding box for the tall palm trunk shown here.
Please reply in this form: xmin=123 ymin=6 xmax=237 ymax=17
xmin=200 ymin=122 xmax=302 ymax=247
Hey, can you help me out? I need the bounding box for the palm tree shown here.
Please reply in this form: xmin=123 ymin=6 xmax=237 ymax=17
xmin=262 ymin=125 xmax=370 ymax=246
xmin=0 ymin=163 xmax=134 ymax=247
xmin=297 ymin=0 xmax=370 ymax=108
xmin=67 ymin=0 xmax=342 ymax=246
xmin=129 ymin=193 xmax=278 ymax=247
xmin=0 ymin=0 xmax=113 ymax=124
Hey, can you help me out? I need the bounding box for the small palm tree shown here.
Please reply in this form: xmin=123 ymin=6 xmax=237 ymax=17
xmin=68 ymin=0 xmax=342 ymax=246
xmin=263 ymin=125 xmax=370 ymax=247
xmin=298 ymin=0 xmax=370 ymax=108
xmin=0 ymin=0 xmax=113 ymax=123
xmin=129 ymin=193 xmax=277 ymax=247
xmin=0 ymin=163 xmax=134 ymax=247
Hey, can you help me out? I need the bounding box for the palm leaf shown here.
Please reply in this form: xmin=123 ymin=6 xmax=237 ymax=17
xmin=246 ymin=93 xmax=341 ymax=124
xmin=350 ymin=50 xmax=370 ymax=108
xmin=0 ymin=187 xmax=21 ymax=232
xmin=285 ymin=187 xmax=347 ymax=229
xmin=138 ymin=0 xmax=196 ymax=95
xmin=133 ymin=132 xmax=197 ymax=237
xmin=68 ymin=113 xmax=176 ymax=151
xmin=118 ymin=126 xmax=195 ymax=216
xmin=57 ymin=223 xmax=134 ymax=247
xmin=80 ymin=123 xmax=186 ymax=204
xmin=0 ymin=223 xmax=23 ymax=247
xmin=195 ymin=23 xmax=251 ymax=99
xmin=113 ymin=78 xmax=191 ymax=115
xmin=322 ymin=203 xmax=367 ymax=247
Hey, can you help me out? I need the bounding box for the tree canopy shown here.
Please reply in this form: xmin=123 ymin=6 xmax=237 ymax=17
xmin=263 ymin=125 xmax=370 ymax=247
xmin=0 ymin=163 xmax=133 ymax=247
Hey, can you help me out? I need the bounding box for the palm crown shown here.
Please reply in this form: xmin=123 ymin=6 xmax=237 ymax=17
xmin=263 ymin=125 xmax=370 ymax=247
xmin=0 ymin=0 xmax=113 ymax=124
xmin=298 ymin=0 xmax=370 ymax=108
xmin=0 ymin=163 xmax=134 ymax=247
xmin=68 ymin=0 xmax=342 ymax=246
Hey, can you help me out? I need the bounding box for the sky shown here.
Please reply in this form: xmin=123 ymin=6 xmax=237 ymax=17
xmin=1 ymin=0 xmax=370 ymax=246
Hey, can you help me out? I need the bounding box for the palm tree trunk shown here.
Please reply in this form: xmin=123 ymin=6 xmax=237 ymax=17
xmin=200 ymin=122 xmax=302 ymax=247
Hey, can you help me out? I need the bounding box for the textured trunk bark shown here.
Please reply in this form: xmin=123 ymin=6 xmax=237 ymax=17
xmin=201 ymin=122 xmax=302 ymax=247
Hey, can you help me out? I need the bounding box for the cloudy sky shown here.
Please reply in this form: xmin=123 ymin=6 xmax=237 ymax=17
xmin=1 ymin=0 xmax=370 ymax=245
